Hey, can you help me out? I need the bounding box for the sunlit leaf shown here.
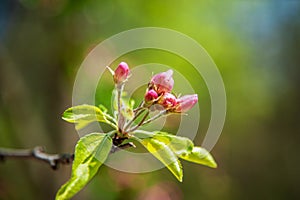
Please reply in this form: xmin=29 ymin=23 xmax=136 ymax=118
xmin=134 ymin=131 xmax=193 ymax=156
xmin=180 ymin=146 xmax=217 ymax=168
xmin=132 ymin=130 xmax=154 ymax=138
xmin=134 ymin=130 xmax=217 ymax=169
xmin=55 ymin=133 xmax=112 ymax=200
xmin=98 ymin=104 xmax=108 ymax=113
xmin=152 ymin=132 xmax=194 ymax=156
xmin=141 ymin=138 xmax=183 ymax=182
xmin=62 ymin=104 xmax=114 ymax=130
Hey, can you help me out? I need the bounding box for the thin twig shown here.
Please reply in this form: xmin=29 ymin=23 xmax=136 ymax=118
xmin=141 ymin=110 xmax=167 ymax=126
xmin=0 ymin=142 xmax=135 ymax=169
xmin=133 ymin=101 xmax=145 ymax=114
xmin=0 ymin=146 xmax=73 ymax=170
xmin=117 ymin=84 xmax=126 ymax=132
xmin=123 ymin=108 xmax=146 ymax=131
xmin=127 ymin=110 xmax=150 ymax=133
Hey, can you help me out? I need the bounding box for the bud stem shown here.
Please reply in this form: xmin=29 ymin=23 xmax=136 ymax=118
xmin=123 ymin=108 xmax=146 ymax=131
xmin=133 ymin=101 xmax=145 ymax=114
xmin=141 ymin=110 xmax=168 ymax=126
xmin=117 ymin=84 xmax=125 ymax=134
xmin=127 ymin=110 xmax=150 ymax=133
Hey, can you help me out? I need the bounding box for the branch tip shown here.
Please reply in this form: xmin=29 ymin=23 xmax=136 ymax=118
xmin=0 ymin=146 xmax=74 ymax=169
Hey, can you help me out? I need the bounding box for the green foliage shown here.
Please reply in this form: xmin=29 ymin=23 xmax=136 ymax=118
xmin=152 ymin=132 xmax=217 ymax=168
xmin=152 ymin=132 xmax=194 ymax=156
xmin=56 ymin=133 xmax=112 ymax=200
xmin=141 ymin=137 xmax=183 ymax=182
xmin=132 ymin=130 xmax=216 ymax=182
xmin=180 ymin=147 xmax=217 ymax=168
xmin=62 ymin=104 xmax=116 ymax=130
xmin=58 ymin=102 xmax=217 ymax=198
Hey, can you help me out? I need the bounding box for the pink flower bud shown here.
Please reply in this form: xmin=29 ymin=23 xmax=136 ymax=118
xmin=175 ymin=94 xmax=198 ymax=112
xmin=114 ymin=62 xmax=130 ymax=84
xmin=145 ymin=89 xmax=158 ymax=102
xmin=150 ymin=69 xmax=174 ymax=94
xmin=158 ymin=93 xmax=178 ymax=109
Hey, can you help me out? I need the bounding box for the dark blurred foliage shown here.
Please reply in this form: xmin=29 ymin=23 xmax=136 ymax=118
xmin=0 ymin=0 xmax=300 ymax=199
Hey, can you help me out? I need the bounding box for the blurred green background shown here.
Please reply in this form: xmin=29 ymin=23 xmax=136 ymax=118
xmin=0 ymin=0 xmax=300 ymax=199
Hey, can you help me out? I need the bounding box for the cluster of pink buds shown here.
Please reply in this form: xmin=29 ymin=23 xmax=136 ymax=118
xmin=144 ymin=69 xmax=198 ymax=113
xmin=110 ymin=62 xmax=198 ymax=114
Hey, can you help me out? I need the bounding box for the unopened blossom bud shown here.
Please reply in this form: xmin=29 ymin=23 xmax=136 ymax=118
xmin=114 ymin=62 xmax=130 ymax=84
xmin=158 ymin=92 xmax=178 ymax=109
xmin=150 ymin=69 xmax=174 ymax=94
xmin=174 ymin=94 xmax=198 ymax=112
xmin=145 ymin=89 xmax=158 ymax=102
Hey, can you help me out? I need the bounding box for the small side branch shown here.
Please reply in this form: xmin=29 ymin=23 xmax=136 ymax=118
xmin=0 ymin=143 xmax=135 ymax=169
xmin=0 ymin=146 xmax=74 ymax=170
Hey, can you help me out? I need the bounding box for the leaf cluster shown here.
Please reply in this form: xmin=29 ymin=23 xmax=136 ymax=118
xmin=56 ymin=105 xmax=217 ymax=199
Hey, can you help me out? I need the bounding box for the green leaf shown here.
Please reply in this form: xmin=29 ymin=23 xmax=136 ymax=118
xmin=134 ymin=130 xmax=217 ymax=169
xmin=56 ymin=133 xmax=112 ymax=200
xmin=134 ymin=131 xmax=193 ymax=156
xmin=141 ymin=138 xmax=183 ymax=182
xmin=180 ymin=146 xmax=217 ymax=168
xmin=152 ymin=132 xmax=194 ymax=156
xmin=132 ymin=130 xmax=155 ymax=139
xmin=62 ymin=104 xmax=115 ymax=130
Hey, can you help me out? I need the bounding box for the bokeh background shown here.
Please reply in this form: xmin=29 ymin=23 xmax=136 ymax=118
xmin=1 ymin=0 xmax=300 ymax=199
